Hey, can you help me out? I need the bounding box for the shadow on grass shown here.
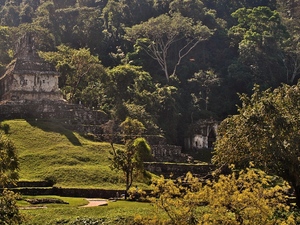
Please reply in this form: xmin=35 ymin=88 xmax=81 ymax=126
xmin=26 ymin=119 xmax=82 ymax=146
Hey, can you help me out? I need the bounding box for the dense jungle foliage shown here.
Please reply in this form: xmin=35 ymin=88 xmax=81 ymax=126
xmin=0 ymin=0 xmax=299 ymax=146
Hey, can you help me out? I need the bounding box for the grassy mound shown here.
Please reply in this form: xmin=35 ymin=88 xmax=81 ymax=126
xmin=4 ymin=119 xmax=149 ymax=189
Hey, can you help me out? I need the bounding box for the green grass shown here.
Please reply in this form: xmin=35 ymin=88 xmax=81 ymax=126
xmin=4 ymin=119 xmax=150 ymax=189
xmin=19 ymin=195 xmax=156 ymax=225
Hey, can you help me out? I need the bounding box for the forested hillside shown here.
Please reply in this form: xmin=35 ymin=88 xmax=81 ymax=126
xmin=0 ymin=0 xmax=299 ymax=146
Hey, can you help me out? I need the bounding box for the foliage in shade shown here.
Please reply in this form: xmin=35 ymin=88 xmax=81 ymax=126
xmin=1 ymin=0 xmax=299 ymax=144
xmin=213 ymin=83 xmax=300 ymax=207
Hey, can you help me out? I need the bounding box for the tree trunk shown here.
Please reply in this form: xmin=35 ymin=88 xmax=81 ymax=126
xmin=294 ymin=185 xmax=300 ymax=208
xmin=125 ymin=171 xmax=130 ymax=200
xmin=290 ymin=177 xmax=300 ymax=208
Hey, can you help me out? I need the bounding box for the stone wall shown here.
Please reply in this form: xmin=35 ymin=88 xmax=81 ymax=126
xmin=151 ymin=145 xmax=186 ymax=162
xmin=9 ymin=187 xmax=128 ymax=199
xmin=144 ymin=162 xmax=216 ymax=178
xmin=2 ymin=91 xmax=62 ymax=102
xmin=0 ymin=100 xmax=109 ymax=136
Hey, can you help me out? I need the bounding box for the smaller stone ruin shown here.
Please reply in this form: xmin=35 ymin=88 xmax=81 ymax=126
xmin=184 ymin=119 xmax=219 ymax=150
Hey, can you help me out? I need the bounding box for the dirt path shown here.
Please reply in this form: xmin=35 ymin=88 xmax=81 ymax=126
xmin=81 ymin=199 xmax=108 ymax=207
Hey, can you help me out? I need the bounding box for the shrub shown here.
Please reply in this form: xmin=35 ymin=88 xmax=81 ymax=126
xmin=149 ymin=168 xmax=297 ymax=225
xmin=44 ymin=176 xmax=57 ymax=186
xmin=70 ymin=217 xmax=105 ymax=224
xmin=0 ymin=189 xmax=24 ymax=224
xmin=127 ymin=186 xmax=148 ymax=202
xmin=0 ymin=123 xmax=10 ymax=134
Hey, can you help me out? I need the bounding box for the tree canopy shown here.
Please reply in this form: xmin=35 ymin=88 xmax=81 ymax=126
xmin=0 ymin=0 xmax=299 ymax=218
xmin=110 ymin=117 xmax=152 ymax=197
xmin=125 ymin=13 xmax=212 ymax=82
xmin=0 ymin=0 xmax=300 ymax=146
xmin=0 ymin=125 xmax=23 ymax=225
xmin=40 ymin=45 xmax=106 ymax=105
xmin=145 ymin=168 xmax=296 ymax=224
xmin=213 ymin=83 xmax=300 ymax=207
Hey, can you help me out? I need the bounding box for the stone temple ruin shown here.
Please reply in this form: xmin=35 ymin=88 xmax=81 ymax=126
xmin=0 ymin=33 xmax=62 ymax=102
xmin=0 ymin=33 xmax=216 ymax=178
xmin=0 ymin=33 xmax=108 ymax=132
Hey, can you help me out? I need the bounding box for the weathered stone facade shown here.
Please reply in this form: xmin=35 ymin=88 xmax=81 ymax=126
xmin=144 ymin=162 xmax=216 ymax=178
xmin=0 ymin=33 xmax=109 ymax=136
xmin=0 ymin=33 xmax=62 ymax=102
xmin=184 ymin=119 xmax=218 ymax=150
xmin=151 ymin=145 xmax=186 ymax=162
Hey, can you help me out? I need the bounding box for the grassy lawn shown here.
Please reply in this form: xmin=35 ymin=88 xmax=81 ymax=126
xmin=3 ymin=119 xmax=151 ymax=189
xmin=19 ymin=195 xmax=156 ymax=224
xmin=3 ymin=119 xmax=299 ymax=224
xmin=1 ymin=119 xmax=159 ymax=224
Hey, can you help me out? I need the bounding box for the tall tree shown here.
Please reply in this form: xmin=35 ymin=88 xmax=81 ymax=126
xmin=203 ymin=0 xmax=277 ymax=26
xmin=213 ymin=83 xmax=300 ymax=207
xmin=0 ymin=26 xmax=13 ymax=73
xmin=150 ymin=84 xmax=180 ymax=144
xmin=33 ymin=1 xmax=60 ymax=46
xmin=101 ymin=65 xmax=154 ymax=116
xmin=52 ymin=0 xmax=76 ymax=9
xmin=110 ymin=117 xmax=152 ymax=198
xmin=41 ymin=45 xmax=106 ymax=104
xmin=229 ymin=6 xmax=288 ymax=89
xmin=169 ymin=0 xmax=209 ymax=24
xmin=101 ymin=0 xmax=154 ymax=66
xmin=188 ymin=69 xmax=221 ymax=112
xmin=125 ymin=13 xmax=212 ymax=82
xmin=11 ymin=23 xmax=56 ymax=52
xmin=277 ymin=0 xmax=300 ymax=84
xmin=0 ymin=129 xmax=23 ymax=224
xmin=100 ymin=64 xmax=161 ymax=134
xmin=0 ymin=4 xmax=20 ymax=26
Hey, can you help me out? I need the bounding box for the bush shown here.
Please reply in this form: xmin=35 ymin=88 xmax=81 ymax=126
xmin=133 ymin=214 xmax=164 ymax=225
xmin=44 ymin=176 xmax=57 ymax=186
xmin=0 ymin=123 xmax=10 ymax=134
xmin=83 ymin=132 xmax=98 ymax=141
xmin=70 ymin=217 xmax=105 ymax=224
xmin=25 ymin=198 xmax=68 ymax=204
xmin=0 ymin=189 xmax=24 ymax=224
xmin=149 ymin=168 xmax=297 ymax=225
xmin=127 ymin=186 xmax=148 ymax=202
